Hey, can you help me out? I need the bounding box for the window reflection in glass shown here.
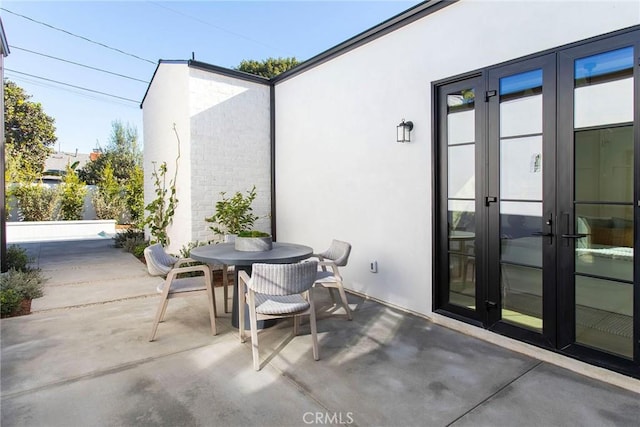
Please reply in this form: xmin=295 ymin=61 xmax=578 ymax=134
xmin=575 ymin=126 xmax=633 ymax=203
xmin=576 ymin=276 xmax=633 ymax=359
xmin=575 ymin=204 xmax=633 ymax=282
xmin=574 ymin=46 xmax=633 ymax=86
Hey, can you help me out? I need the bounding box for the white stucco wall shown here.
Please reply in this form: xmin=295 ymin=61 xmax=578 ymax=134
xmin=274 ymin=1 xmax=640 ymax=316
xmin=188 ymin=69 xmax=271 ymax=245
xmin=143 ymin=63 xmax=271 ymax=254
xmin=142 ymin=62 xmax=191 ymax=254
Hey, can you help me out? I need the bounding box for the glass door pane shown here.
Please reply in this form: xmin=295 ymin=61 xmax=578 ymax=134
xmin=572 ymin=46 xmax=635 ymax=359
xmin=446 ymin=89 xmax=477 ymax=309
xmin=498 ymin=69 xmax=545 ymax=332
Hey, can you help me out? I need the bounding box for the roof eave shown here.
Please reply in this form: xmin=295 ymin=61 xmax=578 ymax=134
xmin=272 ymin=0 xmax=457 ymax=84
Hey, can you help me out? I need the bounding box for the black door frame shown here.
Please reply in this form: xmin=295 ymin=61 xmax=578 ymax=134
xmin=434 ymin=74 xmax=487 ymax=325
xmin=485 ymin=53 xmax=558 ymax=349
xmin=556 ymin=30 xmax=640 ymax=372
xmin=432 ymin=26 xmax=640 ymax=378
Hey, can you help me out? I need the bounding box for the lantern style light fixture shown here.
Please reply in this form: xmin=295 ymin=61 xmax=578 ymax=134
xmin=396 ymin=119 xmax=414 ymax=143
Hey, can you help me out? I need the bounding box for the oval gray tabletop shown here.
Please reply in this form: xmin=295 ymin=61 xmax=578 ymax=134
xmin=190 ymin=242 xmax=314 ymax=266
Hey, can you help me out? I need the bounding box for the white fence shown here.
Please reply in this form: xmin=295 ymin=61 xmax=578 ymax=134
xmin=6 ymin=220 xmax=116 ymax=243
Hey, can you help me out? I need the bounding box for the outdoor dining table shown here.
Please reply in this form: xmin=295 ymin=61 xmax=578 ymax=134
xmin=190 ymin=242 xmax=314 ymax=329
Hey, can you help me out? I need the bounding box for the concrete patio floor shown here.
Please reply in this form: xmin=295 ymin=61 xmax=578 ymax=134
xmin=1 ymin=239 xmax=639 ymax=426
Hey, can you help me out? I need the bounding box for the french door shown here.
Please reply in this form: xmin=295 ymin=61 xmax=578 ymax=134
xmin=435 ymin=28 xmax=639 ymax=376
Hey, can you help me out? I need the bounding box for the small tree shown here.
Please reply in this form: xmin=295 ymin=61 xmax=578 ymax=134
xmin=59 ymin=163 xmax=87 ymax=220
xmin=125 ymin=164 xmax=144 ymax=228
xmin=78 ymin=121 xmax=141 ymax=185
xmin=92 ymin=162 xmax=127 ymax=222
xmin=235 ymin=57 xmax=299 ymax=78
xmin=12 ymin=181 xmax=59 ymax=221
xmin=205 ymin=186 xmax=258 ymax=236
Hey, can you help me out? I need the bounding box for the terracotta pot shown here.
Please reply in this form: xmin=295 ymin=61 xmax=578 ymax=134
xmin=1 ymin=298 xmax=32 ymax=318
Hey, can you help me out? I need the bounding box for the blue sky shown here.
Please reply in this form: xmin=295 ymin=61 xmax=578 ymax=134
xmin=2 ymin=1 xmax=420 ymax=154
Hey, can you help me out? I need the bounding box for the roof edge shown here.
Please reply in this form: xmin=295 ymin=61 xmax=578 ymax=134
xmin=1 ymin=17 xmax=10 ymax=57
xmin=188 ymin=60 xmax=271 ymax=85
xmin=272 ymin=0 xmax=457 ymax=84
xmin=140 ymin=59 xmax=272 ymax=108
xmin=140 ymin=60 xmax=189 ymax=108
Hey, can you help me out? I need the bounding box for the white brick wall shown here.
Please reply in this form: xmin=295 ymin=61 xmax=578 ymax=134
xmin=143 ymin=63 xmax=271 ymax=254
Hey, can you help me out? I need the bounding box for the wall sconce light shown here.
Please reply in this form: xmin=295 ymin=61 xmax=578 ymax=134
xmin=396 ymin=119 xmax=414 ymax=143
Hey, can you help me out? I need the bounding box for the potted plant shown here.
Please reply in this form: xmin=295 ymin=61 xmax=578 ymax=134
xmin=235 ymin=230 xmax=272 ymax=251
xmin=0 ymin=245 xmax=46 ymax=318
xmin=205 ymin=186 xmax=272 ymax=251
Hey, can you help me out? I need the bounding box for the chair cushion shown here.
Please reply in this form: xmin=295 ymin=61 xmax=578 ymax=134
xmin=157 ymin=277 xmax=207 ymax=294
xmin=254 ymin=293 xmax=310 ymax=315
xmin=315 ymin=271 xmax=339 ymax=284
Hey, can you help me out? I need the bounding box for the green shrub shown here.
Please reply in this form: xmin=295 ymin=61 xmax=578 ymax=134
xmin=0 ymin=288 xmax=22 ymax=316
xmin=93 ymin=162 xmax=128 ymax=222
xmin=59 ymin=164 xmax=87 ymax=220
xmin=132 ymin=243 xmax=147 ymax=259
xmin=114 ymin=228 xmax=145 ymax=248
xmin=6 ymin=245 xmax=31 ymax=271
xmin=125 ymin=165 xmax=145 ymax=228
xmin=237 ymin=230 xmax=270 ymax=238
xmin=1 ymin=269 xmax=45 ymax=317
xmin=179 ymin=241 xmax=208 ymax=258
xmin=12 ymin=183 xmax=59 ymax=221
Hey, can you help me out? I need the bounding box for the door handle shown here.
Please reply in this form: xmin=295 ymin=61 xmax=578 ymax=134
xmin=561 ymin=233 xmax=588 ymax=239
xmin=532 ymin=232 xmax=554 ymax=237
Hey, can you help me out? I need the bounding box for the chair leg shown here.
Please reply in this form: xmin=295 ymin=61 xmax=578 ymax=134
xmin=239 ymin=278 xmax=246 ymax=343
xmin=205 ymin=280 xmax=217 ymax=337
xmin=293 ymin=314 xmax=299 ymax=336
xmin=309 ymin=291 xmax=319 ymax=361
xmin=223 ymin=265 xmax=230 ymax=313
xmin=159 ymin=298 xmax=169 ymax=322
xmin=149 ymin=295 xmax=169 ymax=342
xmin=248 ymin=291 xmax=260 ymax=371
xmin=328 ymin=288 xmax=338 ymax=305
xmin=336 ymin=283 xmax=353 ymax=320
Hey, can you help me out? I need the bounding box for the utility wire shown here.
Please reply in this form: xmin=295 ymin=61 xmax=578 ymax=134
xmin=7 ymin=73 xmax=140 ymax=109
xmin=5 ymin=69 xmax=140 ymax=103
xmin=0 ymin=7 xmax=156 ymax=64
xmin=10 ymin=46 xmax=149 ymax=83
xmin=147 ymin=1 xmax=293 ymax=58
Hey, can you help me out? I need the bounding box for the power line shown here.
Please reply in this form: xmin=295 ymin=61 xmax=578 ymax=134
xmin=148 ymin=1 xmax=293 ymax=58
xmin=5 ymin=69 xmax=140 ymax=103
xmin=0 ymin=7 xmax=156 ymax=65
xmin=10 ymin=46 xmax=149 ymax=84
xmin=6 ymin=73 xmax=139 ymax=109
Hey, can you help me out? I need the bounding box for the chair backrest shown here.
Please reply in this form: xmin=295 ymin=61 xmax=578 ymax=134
xmin=144 ymin=244 xmax=178 ymax=277
xmin=248 ymin=261 xmax=318 ymax=296
xmin=319 ymin=240 xmax=351 ymax=267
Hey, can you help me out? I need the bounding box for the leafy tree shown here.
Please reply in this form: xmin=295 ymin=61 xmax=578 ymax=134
xmin=4 ymin=81 xmax=57 ymax=178
xmin=235 ymin=57 xmax=300 ymax=78
xmin=125 ymin=164 xmax=144 ymax=227
xmin=92 ymin=162 xmax=127 ymax=222
xmin=59 ymin=163 xmax=87 ymax=220
xmin=78 ymin=121 xmax=141 ymax=185
xmin=79 ymin=121 xmax=142 ymax=224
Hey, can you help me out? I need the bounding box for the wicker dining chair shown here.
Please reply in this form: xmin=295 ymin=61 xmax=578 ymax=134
xmin=313 ymin=239 xmax=353 ymax=320
xmin=144 ymin=244 xmax=217 ymax=341
xmin=238 ymin=261 xmax=319 ymax=371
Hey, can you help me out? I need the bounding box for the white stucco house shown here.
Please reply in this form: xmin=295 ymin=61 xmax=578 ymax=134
xmin=142 ymin=0 xmax=640 ymax=381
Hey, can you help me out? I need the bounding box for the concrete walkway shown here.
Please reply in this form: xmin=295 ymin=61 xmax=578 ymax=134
xmin=1 ymin=239 xmax=639 ymax=426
